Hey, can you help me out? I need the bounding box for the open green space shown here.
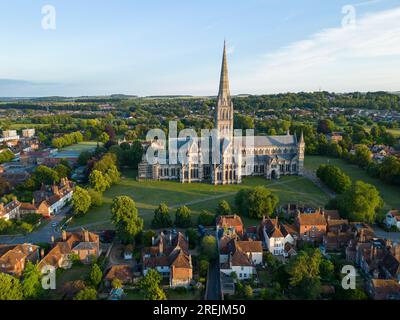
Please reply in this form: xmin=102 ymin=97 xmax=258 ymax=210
xmin=69 ymin=169 xmax=330 ymax=230
xmin=5 ymin=123 xmax=51 ymax=130
xmin=305 ymin=155 xmax=400 ymax=209
xmin=61 ymin=141 xmax=99 ymax=152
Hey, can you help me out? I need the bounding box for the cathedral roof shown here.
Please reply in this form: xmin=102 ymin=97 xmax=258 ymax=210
xmin=249 ymin=135 xmax=298 ymax=147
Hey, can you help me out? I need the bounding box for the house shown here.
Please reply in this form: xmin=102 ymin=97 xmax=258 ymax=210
xmin=220 ymin=240 xmax=259 ymax=280
xmin=327 ymin=132 xmax=343 ymax=143
xmin=260 ymin=217 xmax=296 ymax=256
xmin=104 ymin=265 xmax=134 ymax=287
xmin=216 ymin=215 xmax=244 ymax=238
xmin=385 ymin=210 xmax=400 ymax=230
xmin=367 ymin=279 xmax=400 ymax=300
xmin=142 ymin=232 xmax=193 ymax=288
xmin=0 ymin=243 xmax=39 ymax=276
xmin=39 ymin=230 xmax=100 ymax=270
xmin=34 ymin=178 xmax=74 ymax=217
xmin=0 ymin=200 xmax=21 ymax=220
xmin=322 ymin=216 xmax=353 ymax=251
xmin=295 ymin=211 xmax=327 ymax=242
xmin=219 ymin=236 xmax=263 ymax=266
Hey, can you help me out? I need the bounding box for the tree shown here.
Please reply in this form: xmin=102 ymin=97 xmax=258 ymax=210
xmin=141 ymin=230 xmax=157 ymax=247
xmin=138 ymin=269 xmax=166 ymax=300
xmin=216 ymin=200 xmax=232 ymax=216
xmin=22 ymin=261 xmax=43 ymax=299
xmin=197 ymin=210 xmax=215 ymax=226
xmin=89 ymin=170 xmax=110 ymax=192
xmin=0 ymin=273 xmax=23 ymax=300
xmin=317 ymin=119 xmax=335 ymax=134
xmin=235 ymin=186 xmax=279 ymax=219
xmin=111 ymin=196 xmax=144 ymax=243
xmin=87 ymin=188 xmax=103 ymax=207
xmin=32 ymin=165 xmax=60 ymax=187
xmin=201 ymin=235 xmax=217 ymax=260
xmin=74 ymin=287 xmax=97 ymax=300
xmin=337 ymin=181 xmax=383 ymax=223
xmin=286 ymin=249 xmax=323 ymax=299
xmin=185 ymin=228 xmax=199 ymax=249
xmin=72 ymin=186 xmax=92 ymax=215
xmin=316 ymin=164 xmax=351 ymax=194
xmin=199 ymin=259 xmax=209 ymax=277
xmin=243 ymin=285 xmax=253 ymax=299
xmin=0 ymin=177 xmax=10 ymax=196
xmin=379 ymin=156 xmax=400 ymax=186
xmin=98 ymin=132 xmax=110 ymax=144
xmin=354 ymin=144 xmax=372 ymax=168
xmin=55 ymin=164 xmax=71 ymax=179
xmin=175 ymin=206 xmax=192 ymax=228
xmin=152 ymin=203 xmax=172 ymax=228
xmin=90 ymin=263 xmax=103 ymax=288
xmin=112 ymin=278 xmax=123 ymax=289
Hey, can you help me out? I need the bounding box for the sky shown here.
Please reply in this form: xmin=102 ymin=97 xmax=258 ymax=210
xmin=0 ymin=0 xmax=400 ymax=97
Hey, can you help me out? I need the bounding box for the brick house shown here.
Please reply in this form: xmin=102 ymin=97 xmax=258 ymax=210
xmin=38 ymin=230 xmax=100 ymax=270
xmin=216 ymin=215 xmax=244 ymax=238
xmin=0 ymin=243 xmax=39 ymax=276
xmin=367 ymin=279 xmax=400 ymax=300
xmin=142 ymin=232 xmax=193 ymax=288
xmin=295 ymin=211 xmax=327 ymax=242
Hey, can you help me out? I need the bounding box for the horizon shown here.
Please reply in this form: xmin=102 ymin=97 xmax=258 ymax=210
xmin=1 ymin=0 xmax=400 ymax=97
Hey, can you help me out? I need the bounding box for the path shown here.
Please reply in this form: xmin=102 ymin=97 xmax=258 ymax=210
xmin=67 ymin=178 xmax=307 ymax=231
xmin=303 ymin=169 xmax=336 ymax=199
xmin=205 ymin=259 xmax=221 ymax=300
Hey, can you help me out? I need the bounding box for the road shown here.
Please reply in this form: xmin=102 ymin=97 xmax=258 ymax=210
xmin=373 ymin=227 xmax=400 ymax=243
xmin=0 ymin=208 xmax=70 ymax=245
xmin=205 ymin=259 xmax=221 ymax=300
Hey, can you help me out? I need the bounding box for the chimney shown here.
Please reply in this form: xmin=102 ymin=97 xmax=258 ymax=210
xmin=40 ymin=248 xmax=45 ymax=258
xmin=62 ymin=230 xmax=67 ymax=241
xmin=151 ymin=236 xmax=155 ymax=246
xmin=84 ymin=230 xmax=89 ymax=242
xmin=159 ymin=240 xmax=163 ymax=255
xmin=51 ymin=235 xmax=55 ymax=244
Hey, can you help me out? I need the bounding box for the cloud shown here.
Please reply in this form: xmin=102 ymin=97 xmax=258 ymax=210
xmin=235 ymin=7 xmax=400 ymax=93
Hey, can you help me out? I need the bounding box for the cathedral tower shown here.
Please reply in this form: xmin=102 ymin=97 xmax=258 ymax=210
xmin=215 ymin=41 xmax=234 ymax=139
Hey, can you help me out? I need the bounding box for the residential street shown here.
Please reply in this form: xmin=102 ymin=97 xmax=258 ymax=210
xmin=205 ymin=259 xmax=222 ymax=300
xmin=0 ymin=209 xmax=69 ymax=245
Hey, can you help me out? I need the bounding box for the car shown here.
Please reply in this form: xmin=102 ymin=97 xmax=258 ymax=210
xmin=51 ymin=222 xmax=58 ymax=228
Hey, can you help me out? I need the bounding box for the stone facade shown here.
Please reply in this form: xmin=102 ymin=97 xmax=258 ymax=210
xmin=139 ymin=42 xmax=305 ymax=185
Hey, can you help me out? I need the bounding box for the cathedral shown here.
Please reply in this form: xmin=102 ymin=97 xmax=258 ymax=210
xmin=138 ymin=42 xmax=305 ymax=185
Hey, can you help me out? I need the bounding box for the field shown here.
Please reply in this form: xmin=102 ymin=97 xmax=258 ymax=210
xmin=61 ymin=141 xmax=99 ymax=152
xmin=305 ymin=155 xmax=400 ymax=209
xmin=69 ymin=169 xmax=330 ymax=230
xmin=6 ymin=123 xmax=50 ymax=130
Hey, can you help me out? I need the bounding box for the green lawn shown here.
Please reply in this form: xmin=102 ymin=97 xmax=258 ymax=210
xmin=305 ymin=155 xmax=400 ymax=209
xmin=61 ymin=141 xmax=99 ymax=152
xmin=6 ymin=123 xmax=51 ymax=130
xmin=69 ymin=169 xmax=330 ymax=229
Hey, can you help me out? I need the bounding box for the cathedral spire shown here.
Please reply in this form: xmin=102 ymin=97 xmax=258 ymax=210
xmin=218 ymin=40 xmax=231 ymax=104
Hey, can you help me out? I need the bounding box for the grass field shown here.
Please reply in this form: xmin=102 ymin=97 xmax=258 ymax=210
xmin=69 ymin=169 xmax=330 ymax=230
xmin=61 ymin=141 xmax=99 ymax=152
xmin=5 ymin=123 xmax=51 ymax=130
xmin=305 ymin=155 xmax=400 ymax=209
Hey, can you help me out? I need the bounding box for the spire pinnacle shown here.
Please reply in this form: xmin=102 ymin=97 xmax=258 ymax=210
xmin=218 ymin=40 xmax=231 ymax=104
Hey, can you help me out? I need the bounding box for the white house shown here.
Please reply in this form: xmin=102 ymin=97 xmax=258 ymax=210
xmin=261 ymin=217 xmax=296 ymax=256
xmin=220 ymin=249 xmax=256 ymax=280
xmin=385 ymin=210 xmax=400 ymax=230
xmin=0 ymin=200 xmax=21 ymax=221
xmin=219 ymin=239 xmax=262 ymax=280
